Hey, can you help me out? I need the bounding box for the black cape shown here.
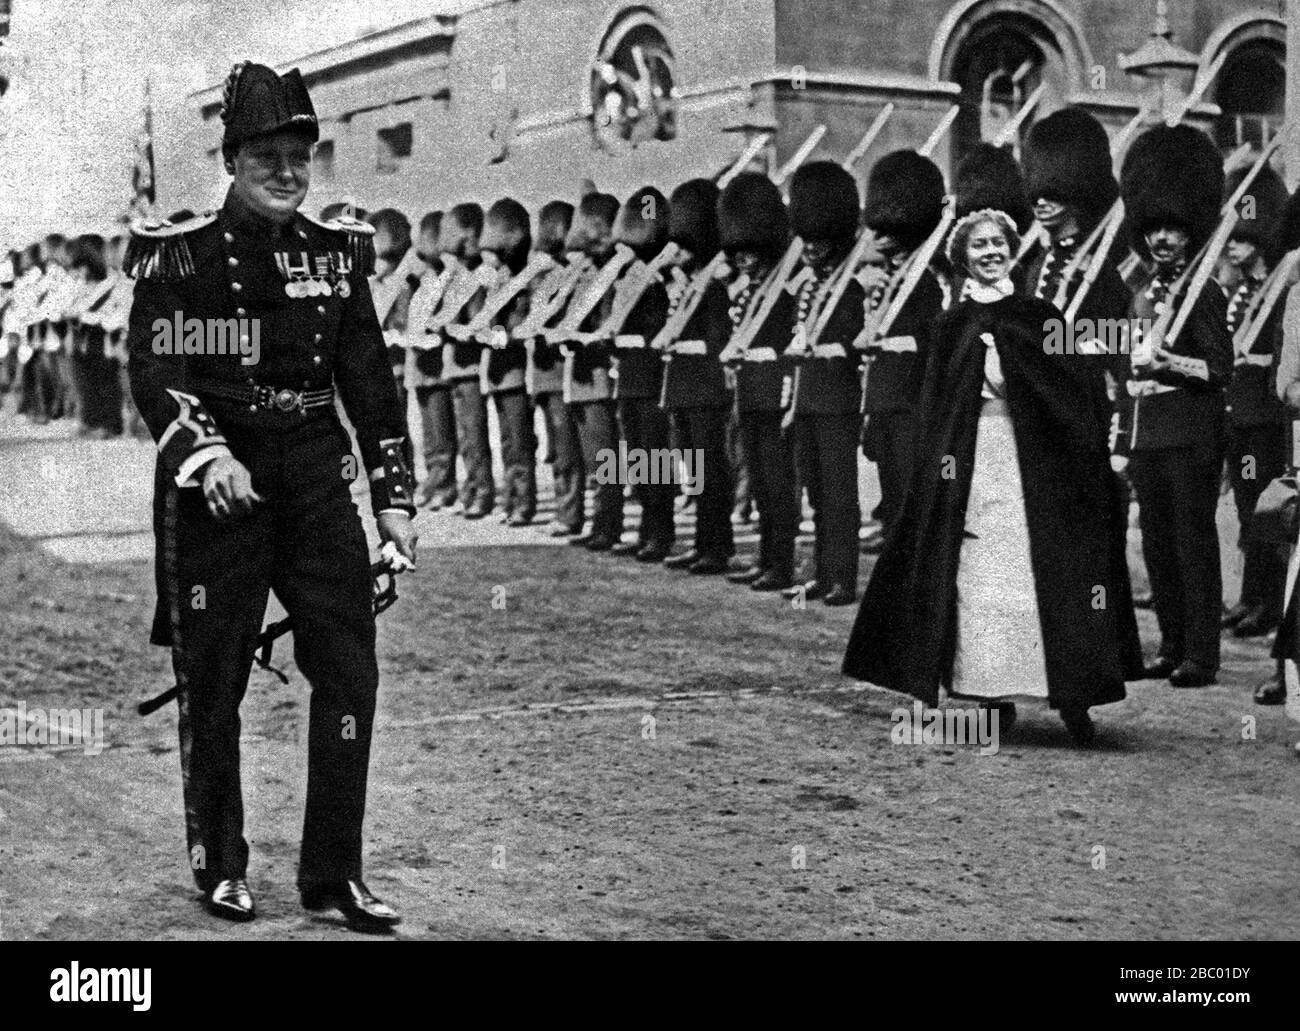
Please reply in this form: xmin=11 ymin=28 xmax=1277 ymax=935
xmin=842 ymin=293 xmax=1142 ymax=708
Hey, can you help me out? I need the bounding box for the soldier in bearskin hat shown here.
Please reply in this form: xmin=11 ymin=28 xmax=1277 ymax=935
xmin=525 ymin=200 xmax=586 ymax=537
xmin=781 ymin=161 xmax=867 ymax=605
xmin=1219 ymin=164 xmax=1290 ymax=641
xmin=609 ymin=187 xmax=675 ymax=558
xmin=478 ymin=198 xmax=539 ymax=525
xmin=436 ymin=202 xmax=497 ymax=519
xmin=126 ymin=61 xmax=416 ymax=929
xmin=1020 ymin=107 xmax=1130 ymax=385
xmin=1117 ymin=124 xmax=1233 ymax=688
xmin=659 ymin=178 xmax=735 ymax=568
xmin=715 ymin=172 xmax=800 ymax=587
xmin=559 ymin=191 xmax=626 ymax=550
xmin=858 ymin=149 xmax=949 ymax=543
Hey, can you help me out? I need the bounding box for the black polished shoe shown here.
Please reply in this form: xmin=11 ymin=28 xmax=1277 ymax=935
xmin=664 ymin=550 xmax=701 ymax=570
xmin=986 ymin=701 xmax=1016 ymax=733
xmin=1060 ymin=704 xmax=1095 ymax=746
xmin=727 ymin=565 xmax=764 ymax=585
xmin=1141 ymin=656 xmax=1178 ymax=680
xmin=782 ymin=580 xmax=824 ymax=601
xmin=507 ymin=512 xmax=534 ymax=527
xmin=1254 ymin=674 xmax=1287 ymax=706
xmin=1169 ymin=661 xmax=1216 ymax=688
xmin=1222 ymin=601 xmax=1253 ymax=629
xmin=610 ymin=540 xmax=643 ymax=556
xmin=751 ymin=570 xmax=793 ymax=592
xmin=301 ymin=879 xmax=400 ymax=932
xmin=822 ymin=583 xmax=858 ymax=606
xmin=688 ymin=554 xmax=729 ymax=575
xmin=1234 ymin=610 xmax=1279 ymax=638
xmin=205 ymin=878 xmax=255 ymax=922
xmin=463 ymin=498 xmax=493 ymax=520
xmin=636 ymin=542 xmax=672 ymax=563
xmin=585 ymin=534 xmax=617 ymax=552
xmin=568 ymin=533 xmax=596 ymax=547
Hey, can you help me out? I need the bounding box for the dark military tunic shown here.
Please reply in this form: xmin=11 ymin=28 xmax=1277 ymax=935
xmin=788 ymin=264 xmax=867 ymax=591
xmin=661 ymin=268 xmax=734 ymax=559
xmin=126 ymin=193 xmax=414 ymax=893
xmin=1116 ymin=271 xmax=1232 ymax=673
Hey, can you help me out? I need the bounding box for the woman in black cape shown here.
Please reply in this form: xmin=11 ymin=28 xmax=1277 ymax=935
xmin=842 ymin=208 xmax=1142 ymax=744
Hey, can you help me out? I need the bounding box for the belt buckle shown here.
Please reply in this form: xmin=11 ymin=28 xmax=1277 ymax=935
xmin=274 ymin=388 xmax=301 ymax=413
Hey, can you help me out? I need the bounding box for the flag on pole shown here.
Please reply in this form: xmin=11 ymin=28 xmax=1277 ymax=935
xmin=129 ymin=76 xmax=156 ymax=220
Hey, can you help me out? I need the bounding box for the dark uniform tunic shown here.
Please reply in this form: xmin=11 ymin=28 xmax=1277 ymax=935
xmin=407 ymin=263 xmax=460 ymax=505
xmin=730 ymin=275 xmax=799 ymax=581
xmin=612 ymin=275 xmax=674 ymax=550
xmin=479 ymin=278 xmax=537 ymax=522
xmin=437 ymin=260 xmax=495 ymax=512
xmin=661 ymin=268 xmax=735 ymax=560
xmin=1115 ymin=272 xmax=1232 ymax=673
xmin=561 ymin=256 xmax=626 ymax=542
xmin=126 ymin=196 xmax=414 ymax=894
xmin=860 ymin=259 xmax=946 ymax=535
xmin=525 ymin=257 xmax=585 ymax=532
xmin=788 ymin=264 xmax=867 ymax=592
xmin=1224 ymin=272 xmax=1288 ymax=623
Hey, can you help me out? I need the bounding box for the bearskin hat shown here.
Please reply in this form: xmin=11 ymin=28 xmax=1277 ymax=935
xmin=1120 ymin=124 xmax=1223 ymax=262
xmin=1224 ymin=164 xmax=1287 ymax=263
xmin=953 ymin=143 xmax=1032 ymax=233
xmin=668 ymin=179 xmax=721 ymax=261
xmin=616 ymin=186 xmax=670 ymax=261
xmin=718 ymin=172 xmax=790 ymax=262
xmin=1022 ymin=106 xmax=1118 ymax=232
xmin=863 ymin=149 xmax=945 ymax=247
xmin=536 ymin=200 xmax=574 ymax=257
xmin=481 ymin=198 xmax=532 ymax=273
xmin=788 ymin=160 xmax=860 ymax=245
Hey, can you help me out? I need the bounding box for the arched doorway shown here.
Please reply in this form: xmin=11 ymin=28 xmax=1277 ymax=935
xmin=932 ymin=0 xmax=1088 ymax=172
xmin=1211 ymin=34 xmax=1285 ymax=153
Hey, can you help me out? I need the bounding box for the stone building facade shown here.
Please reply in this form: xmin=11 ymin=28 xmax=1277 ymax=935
xmin=183 ymin=0 xmax=1288 ymax=218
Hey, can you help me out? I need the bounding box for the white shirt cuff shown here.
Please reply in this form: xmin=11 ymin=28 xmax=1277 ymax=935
xmin=175 ymin=444 xmax=232 ymax=488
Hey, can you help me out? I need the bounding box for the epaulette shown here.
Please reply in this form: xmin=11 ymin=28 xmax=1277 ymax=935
xmin=301 ymin=212 xmax=375 ymax=276
xmin=124 ymin=212 xmax=218 ymax=282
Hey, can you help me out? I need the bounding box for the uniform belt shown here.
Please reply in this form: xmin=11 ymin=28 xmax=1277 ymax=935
xmin=191 ymin=378 xmax=335 ymax=414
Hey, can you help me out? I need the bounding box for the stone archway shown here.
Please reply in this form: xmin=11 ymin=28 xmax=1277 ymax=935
xmin=1201 ymin=15 xmax=1286 ymax=153
xmin=931 ymin=0 xmax=1091 ymax=170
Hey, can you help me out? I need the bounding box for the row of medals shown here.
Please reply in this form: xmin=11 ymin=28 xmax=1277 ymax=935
xmin=273 ymin=251 xmax=353 ymax=299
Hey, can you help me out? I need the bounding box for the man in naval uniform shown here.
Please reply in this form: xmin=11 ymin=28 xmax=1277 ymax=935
xmin=126 ymin=62 xmax=417 ymax=930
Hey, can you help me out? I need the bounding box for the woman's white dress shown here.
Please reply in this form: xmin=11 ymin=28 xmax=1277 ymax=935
xmin=950 ymin=335 xmax=1050 ymax=699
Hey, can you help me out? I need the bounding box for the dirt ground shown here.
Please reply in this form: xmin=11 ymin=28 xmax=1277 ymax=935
xmin=2 ymin=480 xmax=1299 ymax=939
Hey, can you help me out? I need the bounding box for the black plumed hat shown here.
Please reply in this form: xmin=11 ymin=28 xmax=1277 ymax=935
xmin=1022 ymin=106 xmax=1118 ymax=231
xmin=788 ymin=160 xmax=860 ymax=244
xmin=220 ymin=62 xmax=318 ymax=151
xmin=954 ymin=143 xmax=1032 ymax=233
xmin=718 ymin=172 xmax=789 ymax=262
xmin=668 ymin=179 xmax=720 ymax=261
xmin=863 ymin=149 xmax=945 ymax=244
xmin=1120 ymin=124 xmax=1223 ymax=261
xmin=1224 ymin=163 xmax=1287 ymax=263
